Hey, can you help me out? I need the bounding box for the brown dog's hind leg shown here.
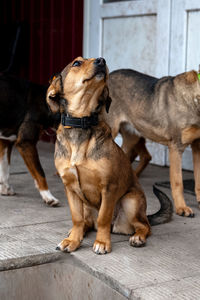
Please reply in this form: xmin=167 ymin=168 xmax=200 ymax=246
xmin=16 ymin=140 xmax=59 ymax=206
xmin=114 ymin=187 xmax=151 ymax=247
xmin=57 ymin=189 xmax=85 ymax=252
xmin=83 ymin=204 xmax=96 ymax=234
xmin=169 ymin=144 xmax=194 ymax=217
xmin=191 ymin=139 xmax=200 ymax=208
xmin=134 ymin=138 xmax=152 ymax=177
xmin=0 ymin=139 xmax=15 ymax=195
xmin=120 ymin=124 xmax=151 ymax=176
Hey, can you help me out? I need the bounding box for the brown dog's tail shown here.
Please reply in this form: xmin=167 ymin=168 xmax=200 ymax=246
xmin=147 ymin=185 xmax=173 ymax=226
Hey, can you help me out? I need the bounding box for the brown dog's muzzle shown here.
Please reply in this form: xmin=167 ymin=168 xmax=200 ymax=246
xmin=94 ymin=57 xmax=106 ymax=76
xmin=94 ymin=57 xmax=106 ymax=67
xmin=83 ymin=57 xmax=107 ymax=83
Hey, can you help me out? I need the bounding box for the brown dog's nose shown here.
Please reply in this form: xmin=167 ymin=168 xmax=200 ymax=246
xmin=94 ymin=57 xmax=106 ymax=66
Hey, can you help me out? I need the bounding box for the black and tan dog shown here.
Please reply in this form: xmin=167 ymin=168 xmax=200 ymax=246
xmin=47 ymin=57 xmax=172 ymax=254
xmin=0 ymin=73 xmax=59 ymax=206
xmin=106 ymin=68 xmax=200 ymax=217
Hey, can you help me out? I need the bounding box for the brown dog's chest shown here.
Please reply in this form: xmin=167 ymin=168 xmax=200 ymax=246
xmin=55 ymin=125 xmax=133 ymax=208
xmin=56 ymin=157 xmax=104 ymax=208
xmin=55 ymin=129 xmax=110 ymax=208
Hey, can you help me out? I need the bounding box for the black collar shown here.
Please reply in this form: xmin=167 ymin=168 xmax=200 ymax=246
xmin=61 ymin=113 xmax=98 ymax=129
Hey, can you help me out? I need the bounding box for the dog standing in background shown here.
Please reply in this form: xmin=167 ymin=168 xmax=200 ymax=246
xmin=106 ymin=68 xmax=200 ymax=217
xmin=0 ymin=73 xmax=60 ymax=206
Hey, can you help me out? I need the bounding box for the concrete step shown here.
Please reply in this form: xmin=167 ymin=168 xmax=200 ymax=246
xmin=0 ymin=142 xmax=200 ymax=299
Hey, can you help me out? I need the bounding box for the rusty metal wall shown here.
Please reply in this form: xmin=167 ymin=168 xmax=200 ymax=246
xmin=0 ymin=0 xmax=83 ymax=84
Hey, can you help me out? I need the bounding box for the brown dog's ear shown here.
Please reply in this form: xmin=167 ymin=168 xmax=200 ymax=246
xmin=105 ymin=95 xmax=112 ymax=113
xmin=46 ymin=75 xmax=62 ymax=113
xmin=47 ymin=90 xmax=60 ymax=113
xmin=100 ymin=86 xmax=112 ymax=113
xmin=49 ymin=73 xmax=60 ymax=84
xmin=185 ymin=70 xmax=198 ymax=84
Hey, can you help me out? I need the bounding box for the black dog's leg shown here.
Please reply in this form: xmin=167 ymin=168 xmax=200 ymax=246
xmin=16 ymin=122 xmax=59 ymax=206
xmin=0 ymin=139 xmax=15 ymax=195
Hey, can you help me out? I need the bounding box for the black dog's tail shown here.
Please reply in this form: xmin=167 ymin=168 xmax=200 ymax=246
xmin=147 ymin=185 xmax=173 ymax=226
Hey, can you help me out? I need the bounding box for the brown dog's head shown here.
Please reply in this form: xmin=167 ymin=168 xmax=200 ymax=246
xmin=174 ymin=69 xmax=200 ymax=102
xmin=47 ymin=57 xmax=111 ymax=118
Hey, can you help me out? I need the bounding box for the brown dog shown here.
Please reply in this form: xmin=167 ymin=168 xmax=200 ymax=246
xmin=47 ymin=57 xmax=172 ymax=254
xmin=106 ymin=68 xmax=200 ymax=217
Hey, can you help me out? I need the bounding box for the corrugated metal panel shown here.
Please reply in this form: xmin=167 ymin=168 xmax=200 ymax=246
xmin=0 ymin=0 xmax=83 ymax=84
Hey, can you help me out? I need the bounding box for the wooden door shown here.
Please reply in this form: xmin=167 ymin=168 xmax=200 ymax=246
xmin=84 ymin=0 xmax=171 ymax=166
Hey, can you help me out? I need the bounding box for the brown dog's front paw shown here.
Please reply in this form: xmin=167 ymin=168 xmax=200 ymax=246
xmin=129 ymin=235 xmax=146 ymax=247
xmin=93 ymin=240 xmax=111 ymax=255
xmin=56 ymin=238 xmax=81 ymax=252
xmin=176 ymin=206 xmax=194 ymax=217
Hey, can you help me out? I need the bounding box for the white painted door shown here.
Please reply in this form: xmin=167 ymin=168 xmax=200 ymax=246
xmin=84 ymin=0 xmax=171 ymax=166
xmin=167 ymin=0 xmax=200 ymax=170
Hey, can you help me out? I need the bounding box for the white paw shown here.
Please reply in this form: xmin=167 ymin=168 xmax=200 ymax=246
xmin=40 ymin=190 xmax=60 ymax=207
xmin=93 ymin=240 xmax=111 ymax=254
xmin=56 ymin=242 xmax=64 ymax=251
xmin=0 ymin=183 xmax=15 ymax=196
xmin=56 ymin=239 xmax=80 ymax=252
xmin=129 ymin=235 xmax=146 ymax=247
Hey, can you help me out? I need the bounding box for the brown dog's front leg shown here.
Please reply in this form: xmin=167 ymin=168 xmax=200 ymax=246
xmin=16 ymin=141 xmax=59 ymax=206
xmin=169 ymin=144 xmax=194 ymax=217
xmin=93 ymin=189 xmax=115 ymax=254
xmin=57 ymin=189 xmax=84 ymax=252
xmin=191 ymin=139 xmax=200 ymax=208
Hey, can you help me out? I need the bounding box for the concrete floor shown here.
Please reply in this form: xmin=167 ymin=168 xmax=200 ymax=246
xmin=0 ymin=142 xmax=200 ymax=300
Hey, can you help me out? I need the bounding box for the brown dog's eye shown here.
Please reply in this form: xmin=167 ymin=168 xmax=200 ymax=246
xmin=72 ymin=60 xmax=82 ymax=67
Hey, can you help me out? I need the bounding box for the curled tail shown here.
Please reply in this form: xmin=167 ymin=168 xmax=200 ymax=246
xmin=147 ymin=185 xmax=173 ymax=226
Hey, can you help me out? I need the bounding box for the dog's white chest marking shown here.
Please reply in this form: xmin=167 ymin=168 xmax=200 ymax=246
xmin=0 ymin=132 xmax=17 ymax=142
xmin=59 ymin=166 xmax=78 ymax=179
xmin=68 ymin=167 xmax=78 ymax=178
xmin=70 ymin=144 xmax=85 ymax=167
xmin=59 ymin=164 xmax=79 ymax=179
